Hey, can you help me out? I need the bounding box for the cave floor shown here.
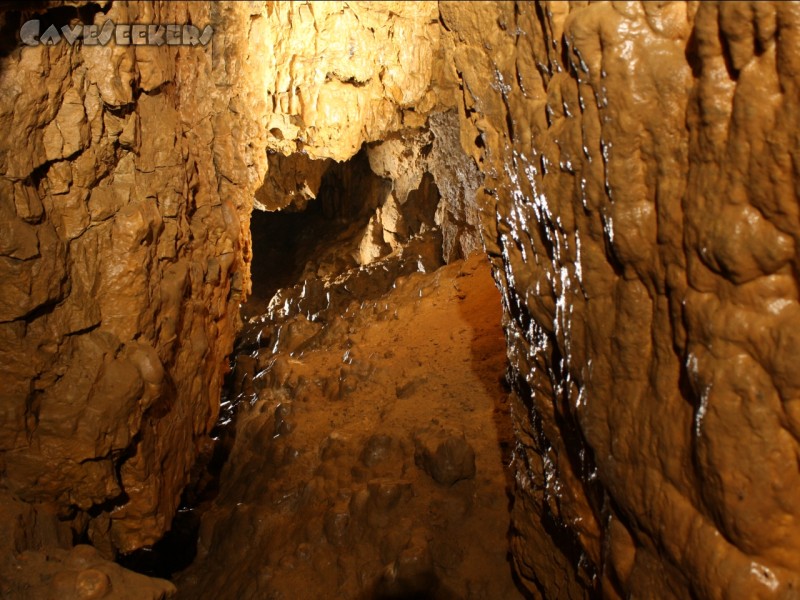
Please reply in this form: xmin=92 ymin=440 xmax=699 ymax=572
xmin=174 ymin=253 xmax=526 ymax=599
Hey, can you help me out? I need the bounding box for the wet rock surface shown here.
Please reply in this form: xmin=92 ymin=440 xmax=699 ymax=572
xmin=2 ymin=1 xmax=799 ymax=598
xmin=174 ymin=254 xmax=522 ymax=599
xmin=0 ymin=0 xmax=455 ymax=582
xmin=442 ymin=1 xmax=800 ymax=597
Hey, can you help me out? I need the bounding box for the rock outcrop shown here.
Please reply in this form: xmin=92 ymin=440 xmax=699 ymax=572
xmin=0 ymin=0 xmax=448 ymax=563
xmin=0 ymin=2 xmax=267 ymax=562
xmin=441 ymin=1 xmax=800 ymax=597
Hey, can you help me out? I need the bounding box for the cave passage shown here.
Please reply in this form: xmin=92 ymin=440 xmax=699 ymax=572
xmin=245 ymin=204 xmax=331 ymax=320
xmin=151 ymin=148 xmax=527 ymax=599
xmin=5 ymin=2 xmax=798 ymax=598
xmin=242 ymin=149 xmax=388 ymax=321
xmin=7 ymin=1 xmax=800 ymax=597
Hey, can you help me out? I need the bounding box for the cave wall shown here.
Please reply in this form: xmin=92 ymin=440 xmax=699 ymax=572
xmin=0 ymin=1 xmax=261 ymax=556
xmin=2 ymin=1 xmax=800 ymax=598
xmin=0 ymin=0 xmax=456 ymax=564
xmin=438 ymin=1 xmax=800 ymax=597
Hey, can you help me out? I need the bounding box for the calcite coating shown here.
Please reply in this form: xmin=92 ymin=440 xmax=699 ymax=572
xmin=1 ymin=1 xmax=799 ymax=598
xmin=440 ymin=1 xmax=800 ymax=597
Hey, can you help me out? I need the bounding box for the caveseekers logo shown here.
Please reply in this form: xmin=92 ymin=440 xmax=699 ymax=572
xmin=20 ymin=19 xmax=213 ymax=47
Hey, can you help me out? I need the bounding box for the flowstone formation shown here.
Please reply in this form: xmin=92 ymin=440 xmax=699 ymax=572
xmin=442 ymin=1 xmax=800 ymax=597
xmin=1 ymin=1 xmax=799 ymax=599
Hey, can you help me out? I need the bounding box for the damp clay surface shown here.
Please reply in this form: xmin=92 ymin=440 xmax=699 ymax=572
xmin=174 ymin=253 xmax=522 ymax=599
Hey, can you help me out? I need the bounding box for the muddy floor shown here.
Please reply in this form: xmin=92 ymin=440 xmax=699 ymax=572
xmin=171 ymin=251 xmax=524 ymax=599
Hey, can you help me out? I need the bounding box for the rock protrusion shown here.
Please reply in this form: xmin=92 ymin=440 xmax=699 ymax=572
xmin=413 ymin=427 xmax=476 ymax=486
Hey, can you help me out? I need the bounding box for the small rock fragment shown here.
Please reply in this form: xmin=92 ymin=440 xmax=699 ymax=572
xmin=360 ymin=434 xmax=394 ymax=467
xmin=413 ymin=428 xmax=476 ymax=486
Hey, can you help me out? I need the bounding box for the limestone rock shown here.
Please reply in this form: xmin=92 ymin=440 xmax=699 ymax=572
xmin=2 ymin=1 xmax=800 ymax=599
xmin=439 ymin=0 xmax=800 ymax=596
xmin=413 ymin=427 xmax=476 ymax=486
xmin=0 ymin=1 xmax=254 ymax=558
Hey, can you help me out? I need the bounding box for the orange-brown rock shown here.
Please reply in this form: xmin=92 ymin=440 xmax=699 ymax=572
xmin=440 ymin=1 xmax=800 ymax=597
xmin=0 ymin=2 xmax=255 ymax=558
xmin=175 ymin=254 xmax=521 ymax=599
xmin=2 ymin=1 xmax=800 ymax=598
xmin=0 ymin=0 xmax=449 ymax=562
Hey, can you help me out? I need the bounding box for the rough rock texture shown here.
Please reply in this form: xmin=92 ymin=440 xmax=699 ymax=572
xmin=248 ymin=1 xmax=445 ymax=161
xmin=3 ymin=1 xmax=800 ymax=599
xmin=366 ymin=111 xmax=484 ymax=264
xmin=175 ymin=253 xmax=521 ymax=600
xmin=0 ymin=2 xmax=282 ymax=568
xmin=439 ymin=1 xmax=800 ymax=597
xmin=0 ymin=1 xmax=260 ymax=561
xmin=0 ymin=0 xmax=450 ymax=565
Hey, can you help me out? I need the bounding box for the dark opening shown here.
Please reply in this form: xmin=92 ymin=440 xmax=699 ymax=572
xmin=117 ymin=148 xmax=391 ymax=580
xmin=243 ymin=148 xmax=390 ymax=320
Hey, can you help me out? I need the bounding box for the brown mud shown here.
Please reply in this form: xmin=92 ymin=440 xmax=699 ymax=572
xmin=174 ymin=253 xmax=525 ymax=599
